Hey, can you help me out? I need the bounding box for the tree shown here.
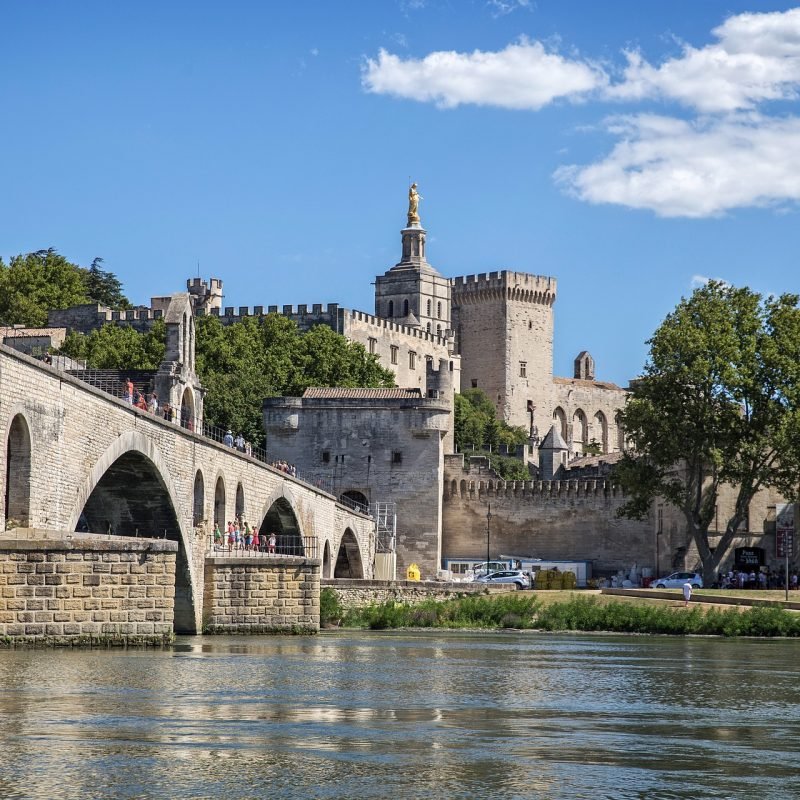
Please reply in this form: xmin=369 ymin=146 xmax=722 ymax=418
xmin=0 ymin=249 xmax=89 ymax=327
xmin=59 ymin=319 xmax=166 ymax=369
xmin=615 ymin=281 xmax=800 ymax=583
xmin=454 ymin=388 xmax=530 ymax=480
xmin=84 ymin=257 xmax=130 ymax=308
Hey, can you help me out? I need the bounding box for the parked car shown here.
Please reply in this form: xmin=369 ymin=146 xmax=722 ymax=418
xmin=470 ymin=561 xmax=510 ymax=578
xmin=652 ymin=571 xmax=703 ymax=589
xmin=473 ymin=570 xmax=531 ymax=589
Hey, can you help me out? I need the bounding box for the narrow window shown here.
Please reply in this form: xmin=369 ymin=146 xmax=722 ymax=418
xmin=368 ymin=337 xmax=377 ymax=354
xmin=322 ymin=451 xmax=330 ymax=463
xmin=437 ymin=301 xmax=442 ymax=318
xmin=403 ymin=299 xmax=409 ymax=317
xmin=426 ymin=322 xmax=431 ymax=333
xmin=437 ymin=324 xmax=441 ymax=336
xmin=409 ymin=351 xmax=416 ymax=370
xmin=388 ymin=300 xmax=394 ymax=317
xmin=519 ymin=361 xmax=527 ymax=378
xmin=392 ymin=451 xmax=403 ymax=464
xmin=426 ymin=299 xmax=431 ymax=316
xmin=390 ymin=346 xmax=398 ymax=365
xmin=471 ymin=379 xmax=478 ymax=388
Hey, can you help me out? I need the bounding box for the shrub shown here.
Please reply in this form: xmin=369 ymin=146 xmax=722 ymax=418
xmin=319 ymin=587 xmax=344 ymax=627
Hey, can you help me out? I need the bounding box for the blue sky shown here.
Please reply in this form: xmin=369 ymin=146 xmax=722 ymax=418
xmin=2 ymin=1 xmax=799 ymax=386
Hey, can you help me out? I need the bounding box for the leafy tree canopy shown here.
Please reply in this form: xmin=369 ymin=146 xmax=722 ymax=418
xmin=0 ymin=249 xmax=130 ymax=327
xmin=455 ymin=388 xmax=530 ymax=480
xmin=614 ymin=281 xmax=800 ymax=582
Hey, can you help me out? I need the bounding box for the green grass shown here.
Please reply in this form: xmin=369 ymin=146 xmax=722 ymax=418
xmin=336 ymin=593 xmax=800 ymax=637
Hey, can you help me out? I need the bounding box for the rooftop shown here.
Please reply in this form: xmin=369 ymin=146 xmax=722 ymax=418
xmin=301 ymin=387 xmax=423 ymax=399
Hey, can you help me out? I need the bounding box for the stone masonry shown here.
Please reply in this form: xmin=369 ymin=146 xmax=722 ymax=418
xmin=203 ymin=556 xmax=320 ymax=633
xmin=0 ymin=531 xmax=177 ymax=645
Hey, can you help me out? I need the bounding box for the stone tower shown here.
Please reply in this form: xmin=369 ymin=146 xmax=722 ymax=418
xmin=374 ymin=189 xmax=452 ymax=338
xmin=451 ymin=271 xmax=556 ymax=431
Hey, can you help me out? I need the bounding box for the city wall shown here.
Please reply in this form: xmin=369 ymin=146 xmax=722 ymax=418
xmin=0 ymin=530 xmax=177 ymax=646
xmin=442 ymin=459 xmax=653 ymax=575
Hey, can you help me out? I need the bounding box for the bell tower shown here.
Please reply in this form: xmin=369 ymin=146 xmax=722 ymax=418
xmin=374 ymin=184 xmax=451 ymax=338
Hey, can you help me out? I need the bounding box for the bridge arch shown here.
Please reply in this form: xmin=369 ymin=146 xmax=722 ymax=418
xmin=213 ymin=473 xmax=226 ymax=530
xmin=256 ymin=487 xmax=307 ymax=555
xmin=334 ymin=528 xmax=364 ymax=578
xmin=235 ymin=482 xmax=245 ymax=521
xmin=3 ymin=412 xmax=32 ymax=528
xmin=339 ymin=489 xmax=368 ymax=513
xmin=193 ymin=470 xmax=205 ymax=527
xmin=67 ymin=430 xmax=198 ymax=634
xmin=322 ymin=539 xmax=332 ymax=578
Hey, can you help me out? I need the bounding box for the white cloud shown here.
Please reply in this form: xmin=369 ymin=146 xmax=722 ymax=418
xmin=487 ymin=0 xmax=532 ymax=17
xmin=362 ymin=38 xmax=606 ymax=110
xmin=607 ymin=8 xmax=800 ymax=112
xmin=554 ymin=113 xmax=800 ymax=217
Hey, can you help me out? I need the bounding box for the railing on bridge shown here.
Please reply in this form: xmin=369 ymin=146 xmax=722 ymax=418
xmin=63 ymin=370 xmax=344 ymax=498
xmin=207 ymin=534 xmax=319 ymax=559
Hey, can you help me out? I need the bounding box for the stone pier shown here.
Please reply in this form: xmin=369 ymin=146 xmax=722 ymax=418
xmin=203 ymin=555 xmax=321 ymax=634
xmin=0 ymin=530 xmax=178 ymax=646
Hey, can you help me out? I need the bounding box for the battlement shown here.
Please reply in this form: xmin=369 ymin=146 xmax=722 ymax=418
xmin=446 ymin=476 xmax=623 ymax=501
xmin=349 ymin=309 xmax=449 ymax=346
xmin=451 ymin=270 xmax=556 ymax=305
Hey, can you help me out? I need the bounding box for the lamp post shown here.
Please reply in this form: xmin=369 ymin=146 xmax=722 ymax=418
xmin=486 ymin=503 xmax=492 ymax=568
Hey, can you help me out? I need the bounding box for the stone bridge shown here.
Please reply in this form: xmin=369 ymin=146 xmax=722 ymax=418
xmin=0 ymin=344 xmax=374 ymax=633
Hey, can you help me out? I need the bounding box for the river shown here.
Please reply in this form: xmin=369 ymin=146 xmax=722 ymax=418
xmin=0 ymin=631 xmax=798 ymax=799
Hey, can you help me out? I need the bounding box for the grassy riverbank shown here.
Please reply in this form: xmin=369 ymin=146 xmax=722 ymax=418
xmin=321 ymin=589 xmax=800 ymax=637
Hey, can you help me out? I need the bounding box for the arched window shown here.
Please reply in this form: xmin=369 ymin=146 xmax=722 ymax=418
xmin=437 ymin=324 xmax=442 ymax=336
xmin=572 ymin=409 xmax=588 ymax=453
xmin=437 ymin=301 xmax=442 ymax=318
xmin=426 ymin=322 xmax=431 ymax=333
xmin=553 ymin=407 xmax=567 ymax=440
xmin=193 ymin=470 xmax=204 ymax=527
xmin=593 ymin=411 xmax=608 ymax=453
xmin=403 ymin=299 xmax=409 ymax=317
xmin=387 ymin=300 xmax=394 ymax=317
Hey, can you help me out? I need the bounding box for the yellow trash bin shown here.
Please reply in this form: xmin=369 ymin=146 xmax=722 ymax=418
xmin=406 ymin=563 xmax=421 ymax=581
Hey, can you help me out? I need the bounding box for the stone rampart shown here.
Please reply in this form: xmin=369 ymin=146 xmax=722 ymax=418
xmin=0 ymin=530 xmax=177 ymax=646
xmin=203 ymin=556 xmax=320 ymax=633
xmin=321 ymin=579 xmax=514 ymax=608
xmin=443 ymin=465 xmax=653 ymax=575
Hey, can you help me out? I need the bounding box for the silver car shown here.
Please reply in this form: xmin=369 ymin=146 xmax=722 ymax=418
xmin=474 ymin=570 xmax=531 ymax=589
xmin=652 ymin=571 xmax=703 ymax=589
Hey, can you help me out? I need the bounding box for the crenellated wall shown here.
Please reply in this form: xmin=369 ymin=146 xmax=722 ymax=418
xmin=442 ymin=458 xmax=653 ymax=575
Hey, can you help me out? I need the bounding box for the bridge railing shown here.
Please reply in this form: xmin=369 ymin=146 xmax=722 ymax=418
xmin=64 ymin=369 xmax=340 ymax=496
xmin=207 ymin=534 xmax=320 ymax=559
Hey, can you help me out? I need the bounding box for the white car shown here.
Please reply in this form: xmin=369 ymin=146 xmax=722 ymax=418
xmin=474 ymin=570 xmax=531 ymax=589
xmin=652 ymin=571 xmax=703 ymax=589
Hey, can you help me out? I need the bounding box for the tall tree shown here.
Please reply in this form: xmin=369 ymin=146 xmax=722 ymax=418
xmin=84 ymin=257 xmax=130 ymax=308
xmin=0 ymin=249 xmax=89 ymax=327
xmin=615 ymin=281 xmax=800 ymax=582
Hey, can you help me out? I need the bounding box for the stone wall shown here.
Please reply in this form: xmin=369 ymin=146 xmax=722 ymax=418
xmin=0 ymin=531 xmax=177 ymax=646
xmin=322 ymin=579 xmax=513 ymax=608
xmin=203 ymin=556 xmax=320 ymax=633
xmin=442 ymin=463 xmax=653 ymax=576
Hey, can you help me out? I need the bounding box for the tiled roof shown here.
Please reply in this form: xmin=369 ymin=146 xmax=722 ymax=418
xmin=553 ymin=376 xmax=625 ymax=391
xmin=565 ymin=451 xmax=625 ymax=469
xmin=302 ymin=387 xmax=423 ymax=399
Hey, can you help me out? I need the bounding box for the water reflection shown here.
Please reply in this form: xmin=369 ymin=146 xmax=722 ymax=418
xmin=0 ymin=633 xmax=799 ymax=799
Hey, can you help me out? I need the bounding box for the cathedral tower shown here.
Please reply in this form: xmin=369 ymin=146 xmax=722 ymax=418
xmin=374 ymin=184 xmax=452 ymax=338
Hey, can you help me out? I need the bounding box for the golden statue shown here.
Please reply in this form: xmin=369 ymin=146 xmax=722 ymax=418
xmin=408 ymin=182 xmax=422 ymax=226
